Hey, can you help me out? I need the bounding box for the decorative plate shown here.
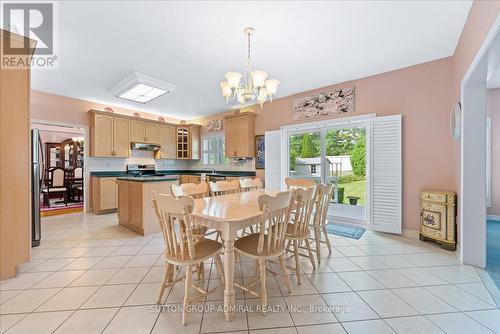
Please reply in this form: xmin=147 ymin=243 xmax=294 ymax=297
xmin=450 ymin=102 xmax=461 ymax=141
xmin=104 ymin=107 xmax=114 ymax=113
xmin=133 ymin=112 xmax=142 ymax=118
xmin=158 ymin=116 xmax=166 ymax=122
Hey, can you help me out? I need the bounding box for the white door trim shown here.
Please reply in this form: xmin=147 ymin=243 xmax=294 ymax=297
xmin=460 ymin=14 xmax=500 ymax=267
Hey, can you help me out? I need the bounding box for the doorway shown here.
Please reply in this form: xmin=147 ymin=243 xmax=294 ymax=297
xmin=460 ymin=16 xmax=500 ymax=270
xmin=284 ymin=119 xmax=369 ymax=227
xmin=31 ymin=121 xmax=89 ymax=216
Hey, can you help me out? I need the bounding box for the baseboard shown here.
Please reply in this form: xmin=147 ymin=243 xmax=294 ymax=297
xmin=402 ymin=229 xmax=419 ymax=239
xmin=486 ymin=214 xmax=500 ymax=221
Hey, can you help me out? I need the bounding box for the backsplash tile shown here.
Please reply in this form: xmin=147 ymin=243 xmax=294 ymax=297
xmin=86 ymin=150 xmax=254 ymax=173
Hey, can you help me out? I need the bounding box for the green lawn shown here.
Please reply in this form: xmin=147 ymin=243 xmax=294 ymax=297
xmin=337 ymin=180 xmax=366 ymax=205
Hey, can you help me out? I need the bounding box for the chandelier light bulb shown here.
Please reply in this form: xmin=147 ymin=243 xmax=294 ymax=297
xmin=251 ymin=70 xmax=268 ymax=88
xmin=220 ymin=82 xmax=232 ymax=101
xmin=264 ymin=79 xmax=279 ymax=96
xmin=225 ymin=72 xmax=242 ymax=89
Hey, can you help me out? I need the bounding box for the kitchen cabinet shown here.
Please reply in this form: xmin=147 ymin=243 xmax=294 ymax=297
xmin=157 ymin=124 xmax=176 ymax=159
xmin=91 ymin=113 xmax=114 ymax=156
xmin=91 ymin=177 xmax=118 ymax=213
xmin=131 ymin=120 xmax=146 ymax=143
xmin=176 ymin=124 xmax=201 ymax=160
xmin=113 ymin=117 xmax=131 ymax=157
xmin=145 ymin=122 xmax=159 ymax=144
xmin=131 ymin=120 xmax=158 ymax=144
xmin=117 ymin=180 xmax=130 ymax=224
xmin=223 ymin=112 xmax=256 ymax=158
xmin=0 ymin=30 xmax=34 ymax=279
xmin=117 ymin=178 xmax=178 ymax=235
xmin=89 ymin=112 xmax=130 ymax=157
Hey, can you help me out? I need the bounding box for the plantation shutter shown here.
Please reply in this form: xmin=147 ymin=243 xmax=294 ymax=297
xmin=265 ymin=130 xmax=282 ymax=190
xmin=370 ymin=115 xmax=402 ymax=234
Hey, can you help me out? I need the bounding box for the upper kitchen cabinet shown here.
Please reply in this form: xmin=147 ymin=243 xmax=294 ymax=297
xmin=157 ymin=124 xmax=176 ymax=159
xmin=89 ymin=111 xmax=130 ymax=157
xmin=176 ymin=124 xmax=200 ymax=160
xmin=223 ymin=112 xmax=256 ymax=158
xmin=131 ymin=120 xmax=159 ymax=144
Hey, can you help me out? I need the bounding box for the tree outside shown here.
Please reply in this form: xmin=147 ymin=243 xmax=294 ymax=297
xmin=289 ymin=127 xmax=366 ymax=205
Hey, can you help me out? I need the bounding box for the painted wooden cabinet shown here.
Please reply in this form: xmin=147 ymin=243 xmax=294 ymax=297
xmin=157 ymin=124 xmax=176 ymax=159
xmin=131 ymin=120 xmax=146 ymax=142
xmin=117 ymin=179 xmax=178 ymax=235
xmin=145 ymin=122 xmax=159 ymax=144
xmin=91 ymin=177 xmax=118 ymax=213
xmin=176 ymin=124 xmax=201 ymax=160
xmin=131 ymin=120 xmax=159 ymax=144
xmin=90 ymin=112 xmax=130 ymax=157
xmin=0 ymin=30 xmax=34 ymax=279
xmin=112 ymin=116 xmax=131 ymax=157
xmin=224 ymin=112 xmax=256 ymax=158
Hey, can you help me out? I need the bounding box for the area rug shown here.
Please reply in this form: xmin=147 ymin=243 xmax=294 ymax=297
xmin=326 ymin=223 xmax=365 ymax=239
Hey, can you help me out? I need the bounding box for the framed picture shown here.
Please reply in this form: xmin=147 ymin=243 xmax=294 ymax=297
xmin=255 ymin=135 xmax=265 ymax=169
xmin=293 ymin=86 xmax=355 ymax=120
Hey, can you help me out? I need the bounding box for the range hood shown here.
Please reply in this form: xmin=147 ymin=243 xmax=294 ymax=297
xmin=130 ymin=142 xmax=161 ymax=151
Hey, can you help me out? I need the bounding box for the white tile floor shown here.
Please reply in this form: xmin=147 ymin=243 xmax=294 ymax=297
xmin=1 ymin=212 xmax=499 ymax=334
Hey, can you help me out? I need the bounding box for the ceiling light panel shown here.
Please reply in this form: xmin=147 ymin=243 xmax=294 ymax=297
xmin=109 ymin=72 xmax=176 ymax=104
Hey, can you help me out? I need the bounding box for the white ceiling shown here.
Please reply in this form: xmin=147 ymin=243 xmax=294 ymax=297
xmin=30 ymin=0 xmax=472 ymax=119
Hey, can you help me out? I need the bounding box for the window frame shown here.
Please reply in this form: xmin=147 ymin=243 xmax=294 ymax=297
xmin=201 ymin=134 xmax=226 ymax=166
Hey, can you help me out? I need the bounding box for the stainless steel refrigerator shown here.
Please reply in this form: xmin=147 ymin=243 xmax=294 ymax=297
xmin=31 ymin=129 xmax=44 ymax=247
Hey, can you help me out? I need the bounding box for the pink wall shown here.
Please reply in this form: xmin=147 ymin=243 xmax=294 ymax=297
xmin=194 ymin=57 xmax=455 ymax=231
xmin=30 ymin=90 xmax=179 ymax=126
xmin=487 ymin=88 xmax=500 ymax=216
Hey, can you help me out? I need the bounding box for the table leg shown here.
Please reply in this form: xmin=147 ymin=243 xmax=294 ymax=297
xmin=223 ymin=236 xmax=236 ymax=321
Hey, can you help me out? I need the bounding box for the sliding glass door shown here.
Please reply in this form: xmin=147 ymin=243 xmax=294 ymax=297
xmin=287 ymin=131 xmax=322 ymax=184
xmin=286 ymin=125 xmax=367 ymax=225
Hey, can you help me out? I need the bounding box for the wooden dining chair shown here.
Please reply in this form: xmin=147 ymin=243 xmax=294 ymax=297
xmin=171 ymin=182 xmax=219 ymax=274
xmin=42 ymin=167 xmax=68 ymax=207
xmin=285 ymin=177 xmax=316 ymax=189
xmin=209 ymin=179 xmax=240 ymax=196
xmin=171 ymin=182 xmax=209 ymax=199
xmin=310 ymin=183 xmax=334 ymax=262
xmin=71 ymin=167 xmax=84 ymax=202
xmin=233 ymin=190 xmax=293 ymax=314
xmin=285 ymin=186 xmax=317 ymax=284
xmin=152 ymin=192 xmax=225 ymax=325
xmin=239 ymin=177 xmax=263 ymax=192
xmin=238 ymin=178 xmax=263 ymax=235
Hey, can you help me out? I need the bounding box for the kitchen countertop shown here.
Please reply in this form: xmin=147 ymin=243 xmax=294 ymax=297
xmin=91 ymin=170 xmax=256 ymax=178
xmin=116 ymin=175 xmax=180 ymax=182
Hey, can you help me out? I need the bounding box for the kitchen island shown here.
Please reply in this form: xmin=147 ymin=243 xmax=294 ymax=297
xmin=116 ymin=175 xmax=179 ymax=235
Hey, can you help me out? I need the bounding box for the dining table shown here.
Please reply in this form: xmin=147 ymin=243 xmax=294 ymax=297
xmin=191 ymin=188 xmax=280 ymax=321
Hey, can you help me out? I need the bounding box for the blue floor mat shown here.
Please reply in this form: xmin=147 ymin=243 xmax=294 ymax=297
xmin=487 ymin=220 xmax=500 ymax=289
xmin=326 ymin=223 xmax=365 ymax=240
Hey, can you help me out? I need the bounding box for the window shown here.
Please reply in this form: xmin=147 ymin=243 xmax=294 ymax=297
xmin=310 ymin=164 xmax=317 ymax=174
xmin=202 ymin=135 xmax=225 ymax=166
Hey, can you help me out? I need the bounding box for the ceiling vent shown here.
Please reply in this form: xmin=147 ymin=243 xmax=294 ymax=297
xmin=109 ymin=71 xmax=177 ymax=103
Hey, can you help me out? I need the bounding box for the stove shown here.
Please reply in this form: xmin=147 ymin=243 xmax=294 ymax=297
xmin=126 ymin=164 xmax=164 ymax=177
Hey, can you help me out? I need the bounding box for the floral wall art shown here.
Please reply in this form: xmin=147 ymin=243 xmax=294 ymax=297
xmin=293 ymin=86 xmax=355 ymax=120
xmin=207 ymin=118 xmax=223 ymax=132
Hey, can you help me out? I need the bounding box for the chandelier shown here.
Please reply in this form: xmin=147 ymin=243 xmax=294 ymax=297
xmin=220 ymin=27 xmax=279 ymax=108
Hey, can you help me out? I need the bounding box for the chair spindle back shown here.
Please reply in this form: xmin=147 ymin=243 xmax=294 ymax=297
xmin=152 ymin=192 xmax=197 ymax=261
xmin=290 ymin=186 xmax=317 ymax=237
xmin=239 ymin=177 xmax=263 ymax=192
xmin=171 ymin=182 xmax=209 ymax=199
xmin=209 ymin=180 xmax=240 ymax=196
xmin=285 ymin=177 xmax=316 ymax=189
xmin=256 ymin=191 xmax=293 ymax=254
xmin=313 ymin=183 xmax=334 ymax=228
